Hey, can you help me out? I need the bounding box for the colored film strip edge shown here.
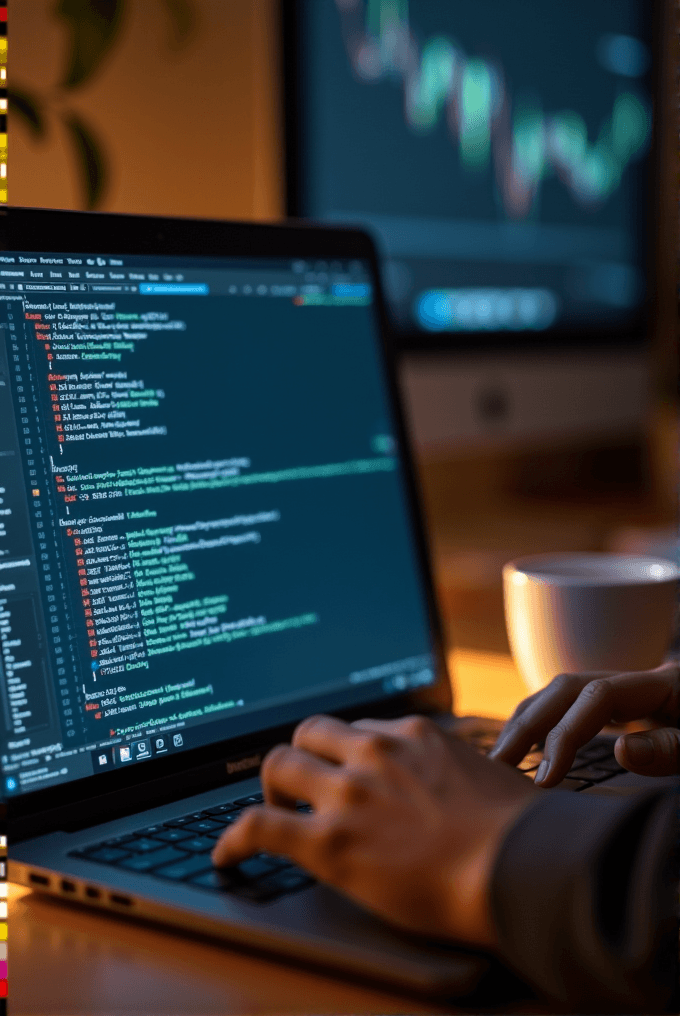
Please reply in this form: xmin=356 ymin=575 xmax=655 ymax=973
xmin=0 ymin=0 xmax=6 ymax=203
xmin=0 ymin=0 xmax=7 ymax=989
xmin=0 ymin=814 xmax=5 ymax=1009
xmin=0 ymin=2 xmax=6 ymax=1006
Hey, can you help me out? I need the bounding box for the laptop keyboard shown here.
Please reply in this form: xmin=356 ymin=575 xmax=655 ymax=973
xmin=69 ymin=735 xmax=624 ymax=902
xmin=70 ymin=793 xmax=316 ymax=904
xmin=467 ymin=731 xmax=625 ymax=788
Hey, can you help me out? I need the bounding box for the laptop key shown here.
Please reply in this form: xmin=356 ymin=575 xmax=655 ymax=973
xmin=269 ymin=856 xmax=295 ymax=869
xmin=184 ymin=819 xmax=224 ymax=834
xmin=233 ymin=793 xmax=264 ymax=806
xmin=177 ymin=836 xmax=215 ymax=853
xmin=236 ymin=856 xmax=278 ymax=879
xmin=126 ymin=837 xmax=167 ymax=853
xmin=163 ymin=815 xmax=196 ymax=827
xmin=152 ymin=828 xmax=193 ymax=844
xmin=190 ymin=868 xmax=242 ymax=891
xmin=85 ymin=846 xmax=131 ymax=864
xmin=209 ymin=813 xmax=240 ymax=827
xmin=259 ymin=869 xmax=315 ymax=894
xmin=204 ymin=803 xmax=241 ymax=815
xmin=253 ymin=852 xmax=289 ymax=871
xmin=154 ymin=854 xmax=215 ymax=881
xmin=553 ymin=778 xmax=591 ymax=792
xmin=204 ymin=815 xmax=251 ymax=840
xmin=568 ymin=764 xmax=618 ymax=781
xmin=575 ymin=740 xmax=616 ymax=762
xmin=118 ymin=846 xmax=187 ymax=872
xmin=205 ymin=829 xmax=226 ymax=841
xmin=102 ymin=835 xmax=136 ymax=847
xmin=229 ymin=879 xmax=281 ymax=903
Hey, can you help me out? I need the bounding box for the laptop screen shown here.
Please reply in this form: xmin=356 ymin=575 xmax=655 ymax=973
xmin=0 ymin=246 xmax=435 ymax=797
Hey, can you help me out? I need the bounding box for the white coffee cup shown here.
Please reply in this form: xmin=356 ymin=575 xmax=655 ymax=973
xmin=503 ymin=553 xmax=680 ymax=695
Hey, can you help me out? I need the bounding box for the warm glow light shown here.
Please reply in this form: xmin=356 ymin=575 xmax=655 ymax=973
xmin=449 ymin=647 xmax=527 ymax=720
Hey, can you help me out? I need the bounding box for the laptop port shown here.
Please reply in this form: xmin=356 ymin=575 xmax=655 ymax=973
xmin=85 ymin=886 xmax=100 ymax=899
xmin=61 ymin=879 xmax=76 ymax=893
xmin=109 ymin=893 xmax=132 ymax=907
xmin=29 ymin=872 xmax=50 ymax=886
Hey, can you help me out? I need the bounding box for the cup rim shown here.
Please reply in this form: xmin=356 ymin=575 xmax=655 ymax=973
xmin=503 ymin=552 xmax=680 ymax=586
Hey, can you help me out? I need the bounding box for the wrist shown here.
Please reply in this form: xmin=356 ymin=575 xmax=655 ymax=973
xmin=443 ymin=791 xmax=540 ymax=950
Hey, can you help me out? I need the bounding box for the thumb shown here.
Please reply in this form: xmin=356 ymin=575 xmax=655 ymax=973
xmin=615 ymin=729 xmax=680 ymax=776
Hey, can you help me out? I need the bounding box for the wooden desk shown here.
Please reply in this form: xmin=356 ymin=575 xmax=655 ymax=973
xmin=9 ymin=631 xmax=534 ymax=1016
xmin=10 ymin=882 xmax=459 ymax=1016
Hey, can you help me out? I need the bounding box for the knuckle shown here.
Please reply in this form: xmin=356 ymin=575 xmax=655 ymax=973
xmin=400 ymin=714 xmax=434 ymax=739
xmin=335 ymin=768 xmax=371 ymax=806
xmin=355 ymin=732 xmax=395 ymax=762
xmin=292 ymin=713 xmax=326 ymax=745
xmin=316 ymin=815 xmax=352 ymax=860
xmin=552 ymin=672 xmax=584 ymax=694
xmin=579 ymin=677 xmax=613 ymax=707
xmin=545 ymin=721 xmax=574 ymax=751
xmin=239 ymin=805 xmax=264 ymax=838
xmin=260 ymin=743 xmax=289 ymax=783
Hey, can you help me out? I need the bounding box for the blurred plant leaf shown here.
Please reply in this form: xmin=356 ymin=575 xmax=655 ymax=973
xmin=160 ymin=0 xmax=197 ymax=50
xmin=62 ymin=112 xmax=108 ymax=209
xmin=56 ymin=0 xmax=125 ymax=89
xmin=8 ymin=87 xmax=46 ymax=139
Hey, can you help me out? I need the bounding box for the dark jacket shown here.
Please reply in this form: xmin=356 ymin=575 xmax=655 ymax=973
xmin=491 ymin=786 xmax=679 ymax=1013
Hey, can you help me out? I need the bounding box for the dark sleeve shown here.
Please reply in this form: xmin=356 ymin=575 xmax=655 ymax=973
xmin=490 ymin=786 xmax=679 ymax=1013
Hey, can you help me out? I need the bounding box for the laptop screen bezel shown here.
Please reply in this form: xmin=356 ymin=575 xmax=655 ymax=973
xmin=0 ymin=206 xmax=453 ymax=832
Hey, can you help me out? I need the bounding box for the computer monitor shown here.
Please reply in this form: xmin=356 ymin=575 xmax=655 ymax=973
xmin=284 ymin=1 xmax=664 ymax=449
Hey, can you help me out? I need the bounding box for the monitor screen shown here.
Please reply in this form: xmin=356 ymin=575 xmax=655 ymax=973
xmin=0 ymin=247 xmax=435 ymax=797
xmin=286 ymin=0 xmax=656 ymax=348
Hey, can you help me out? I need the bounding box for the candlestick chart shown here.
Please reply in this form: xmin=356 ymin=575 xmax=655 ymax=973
xmin=335 ymin=0 xmax=650 ymax=219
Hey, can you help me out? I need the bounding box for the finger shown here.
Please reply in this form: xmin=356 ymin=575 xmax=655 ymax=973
xmin=486 ymin=691 xmax=542 ymax=759
xmin=211 ymin=803 xmax=312 ymax=869
xmin=292 ymin=713 xmax=390 ymax=764
xmin=646 ymin=661 xmax=680 ymax=724
xmin=539 ymin=669 xmax=679 ymax=787
xmin=259 ymin=743 xmax=337 ymax=809
xmin=488 ymin=672 xmax=606 ymax=766
xmin=351 ymin=715 xmax=431 ymax=747
xmin=615 ymin=728 xmax=680 ymax=776
xmin=350 ymin=715 xmax=440 ymax=776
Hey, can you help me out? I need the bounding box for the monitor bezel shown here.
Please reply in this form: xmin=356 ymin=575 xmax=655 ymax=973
xmin=281 ymin=0 xmax=662 ymax=354
xmin=0 ymin=206 xmax=453 ymax=834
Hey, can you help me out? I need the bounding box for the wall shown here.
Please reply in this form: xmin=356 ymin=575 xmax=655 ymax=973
xmin=9 ymin=0 xmax=283 ymax=219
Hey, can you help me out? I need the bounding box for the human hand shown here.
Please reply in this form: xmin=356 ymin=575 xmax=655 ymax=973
xmin=212 ymin=713 xmax=539 ymax=950
xmin=488 ymin=660 xmax=680 ymax=786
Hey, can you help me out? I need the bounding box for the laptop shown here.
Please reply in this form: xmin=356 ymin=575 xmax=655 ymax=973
xmin=1 ymin=207 xmax=668 ymax=999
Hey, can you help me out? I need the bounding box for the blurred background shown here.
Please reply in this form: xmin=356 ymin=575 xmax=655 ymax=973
xmin=9 ymin=0 xmax=679 ymax=716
